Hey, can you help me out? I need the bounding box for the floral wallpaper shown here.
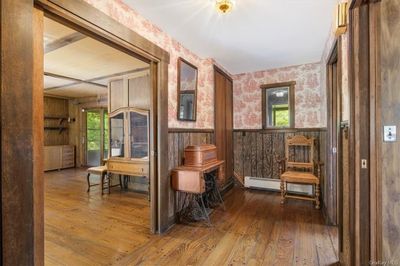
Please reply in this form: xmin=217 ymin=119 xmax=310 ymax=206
xmin=320 ymin=0 xmax=350 ymax=127
xmin=233 ymin=62 xmax=323 ymax=129
xmin=83 ymin=0 xmax=325 ymax=130
xmin=83 ymin=0 xmax=216 ymax=129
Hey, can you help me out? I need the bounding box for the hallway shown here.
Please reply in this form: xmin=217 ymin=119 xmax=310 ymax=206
xmin=45 ymin=169 xmax=338 ymax=265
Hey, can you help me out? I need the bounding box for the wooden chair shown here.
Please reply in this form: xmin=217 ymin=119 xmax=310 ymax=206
xmin=277 ymin=135 xmax=323 ymax=209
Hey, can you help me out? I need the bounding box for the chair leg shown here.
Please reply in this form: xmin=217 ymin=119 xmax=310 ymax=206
xmin=280 ymin=179 xmax=285 ymax=204
xmin=315 ymin=184 xmax=321 ymax=209
xmin=86 ymin=173 xmax=91 ymax=192
xmin=119 ymin=175 xmax=123 ymax=190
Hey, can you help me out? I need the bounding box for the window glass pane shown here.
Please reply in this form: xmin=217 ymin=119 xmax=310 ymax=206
xmin=103 ymin=112 xmax=109 ymax=159
xmin=110 ymin=113 xmax=124 ymax=157
xmin=266 ymin=87 xmax=290 ymax=127
xmin=86 ymin=111 xmax=101 ymax=166
xmin=130 ymin=111 xmax=149 ymax=159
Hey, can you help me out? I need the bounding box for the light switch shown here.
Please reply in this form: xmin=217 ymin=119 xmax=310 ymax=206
xmin=384 ymin=126 xmax=397 ymax=142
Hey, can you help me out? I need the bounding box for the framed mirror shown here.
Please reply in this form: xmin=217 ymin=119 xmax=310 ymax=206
xmin=177 ymin=58 xmax=198 ymax=121
xmin=261 ymin=81 xmax=295 ymax=128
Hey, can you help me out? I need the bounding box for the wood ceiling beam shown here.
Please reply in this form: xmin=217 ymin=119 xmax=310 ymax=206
xmin=44 ymin=67 xmax=150 ymax=91
xmin=45 ymin=32 xmax=86 ymax=53
xmin=44 ymin=72 xmax=107 ymax=90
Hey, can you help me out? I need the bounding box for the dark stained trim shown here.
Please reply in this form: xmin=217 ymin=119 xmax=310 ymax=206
xmin=168 ymin=128 xmax=214 ymax=133
xmin=261 ymin=81 xmax=296 ymax=129
xmin=44 ymin=31 xmax=86 ymax=53
xmin=260 ymin=81 xmax=296 ymax=89
xmin=1 ymin=1 xmax=44 ymax=264
xmin=213 ymin=65 xmax=233 ymax=81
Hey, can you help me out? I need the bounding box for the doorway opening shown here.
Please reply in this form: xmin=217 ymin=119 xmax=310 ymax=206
xmin=43 ymin=15 xmax=155 ymax=263
xmin=85 ymin=109 xmax=108 ymax=167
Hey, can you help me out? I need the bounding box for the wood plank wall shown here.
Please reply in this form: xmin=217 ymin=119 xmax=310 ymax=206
xmin=167 ymin=129 xmax=214 ymax=222
xmin=44 ymin=96 xmax=69 ymax=146
xmin=233 ymin=129 xmax=327 ymax=206
xmin=380 ymin=0 xmax=400 ymax=260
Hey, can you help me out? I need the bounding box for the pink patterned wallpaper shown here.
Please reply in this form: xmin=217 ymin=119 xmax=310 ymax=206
xmin=233 ymin=63 xmax=323 ymax=129
xmin=84 ymin=0 xmax=325 ymax=130
xmin=83 ymin=0 xmax=216 ymax=129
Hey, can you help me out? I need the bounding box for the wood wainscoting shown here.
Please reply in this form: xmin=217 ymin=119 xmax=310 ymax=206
xmin=167 ymin=128 xmax=215 ymax=224
xmin=233 ymin=129 xmax=331 ymax=216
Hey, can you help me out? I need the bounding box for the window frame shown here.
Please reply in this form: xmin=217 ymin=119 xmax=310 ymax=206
xmin=261 ymin=81 xmax=296 ymax=129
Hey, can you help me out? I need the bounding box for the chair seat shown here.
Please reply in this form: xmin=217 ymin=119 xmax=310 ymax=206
xmin=87 ymin=165 xmax=107 ymax=175
xmin=281 ymin=171 xmax=319 ymax=184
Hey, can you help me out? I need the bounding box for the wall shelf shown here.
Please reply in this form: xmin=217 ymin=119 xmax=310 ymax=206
xmin=44 ymin=116 xmax=75 ymax=125
xmin=44 ymin=126 xmax=68 ymax=134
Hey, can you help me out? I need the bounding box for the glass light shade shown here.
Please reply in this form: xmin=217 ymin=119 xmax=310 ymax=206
xmin=215 ymin=0 xmax=233 ymax=14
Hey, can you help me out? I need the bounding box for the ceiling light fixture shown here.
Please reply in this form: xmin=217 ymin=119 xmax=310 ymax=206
xmin=215 ymin=0 xmax=234 ymax=14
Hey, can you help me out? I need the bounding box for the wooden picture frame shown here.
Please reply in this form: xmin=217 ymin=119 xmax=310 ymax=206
xmin=261 ymin=81 xmax=296 ymax=129
xmin=177 ymin=57 xmax=198 ymax=121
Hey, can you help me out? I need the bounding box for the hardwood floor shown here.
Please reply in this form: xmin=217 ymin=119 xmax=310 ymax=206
xmin=45 ymin=168 xmax=338 ymax=265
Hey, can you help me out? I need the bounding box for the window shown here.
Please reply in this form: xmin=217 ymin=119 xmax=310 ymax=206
xmin=261 ymin=81 xmax=295 ymax=128
xmin=86 ymin=109 xmax=109 ymax=166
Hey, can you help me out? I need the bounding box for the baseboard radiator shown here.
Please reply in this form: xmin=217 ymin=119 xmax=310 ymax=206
xmin=244 ymin=176 xmax=313 ymax=196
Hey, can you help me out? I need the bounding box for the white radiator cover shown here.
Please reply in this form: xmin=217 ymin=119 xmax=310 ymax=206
xmin=244 ymin=176 xmax=313 ymax=195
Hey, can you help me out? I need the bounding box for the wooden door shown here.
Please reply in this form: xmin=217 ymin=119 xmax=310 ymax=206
xmin=225 ymin=78 xmax=233 ymax=182
xmin=215 ymin=69 xmax=226 ymax=184
xmin=214 ymin=67 xmax=233 ymax=186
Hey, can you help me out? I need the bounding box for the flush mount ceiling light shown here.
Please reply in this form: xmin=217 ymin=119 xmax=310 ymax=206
xmin=215 ymin=0 xmax=234 ymax=14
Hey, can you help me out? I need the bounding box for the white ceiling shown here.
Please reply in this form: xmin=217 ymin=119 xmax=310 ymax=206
xmin=44 ymin=17 xmax=149 ymax=98
xmin=124 ymin=0 xmax=337 ymax=74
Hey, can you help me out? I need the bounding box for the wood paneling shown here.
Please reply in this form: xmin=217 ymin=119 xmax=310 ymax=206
xmin=233 ymin=129 xmax=328 ymax=208
xmin=33 ymin=8 xmax=45 ymax=265
xmin=379 ymin=0 xmax=400 ymax=261
xmin=44 ymin=96 xmax=69 ymax=146
xmin=167 ymin=130 xmax=214 ymax=220
xmin=1 ymin=1 xmax=44 ymax=264
xmin=233 ymin=129 xmax=326 ymax=177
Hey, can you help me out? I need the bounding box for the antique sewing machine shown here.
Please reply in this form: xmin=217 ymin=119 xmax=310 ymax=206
xmin=171 ymin=144 xmax=225 ymax=225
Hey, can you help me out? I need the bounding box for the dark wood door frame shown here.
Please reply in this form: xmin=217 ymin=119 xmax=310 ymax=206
xmin=1 ymin=0 xmax=170 ymax=264
xmin=348 ymin=0 xmax=381 ymax=264
xmin=326 ymin=40 xmax=340 ymax=227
